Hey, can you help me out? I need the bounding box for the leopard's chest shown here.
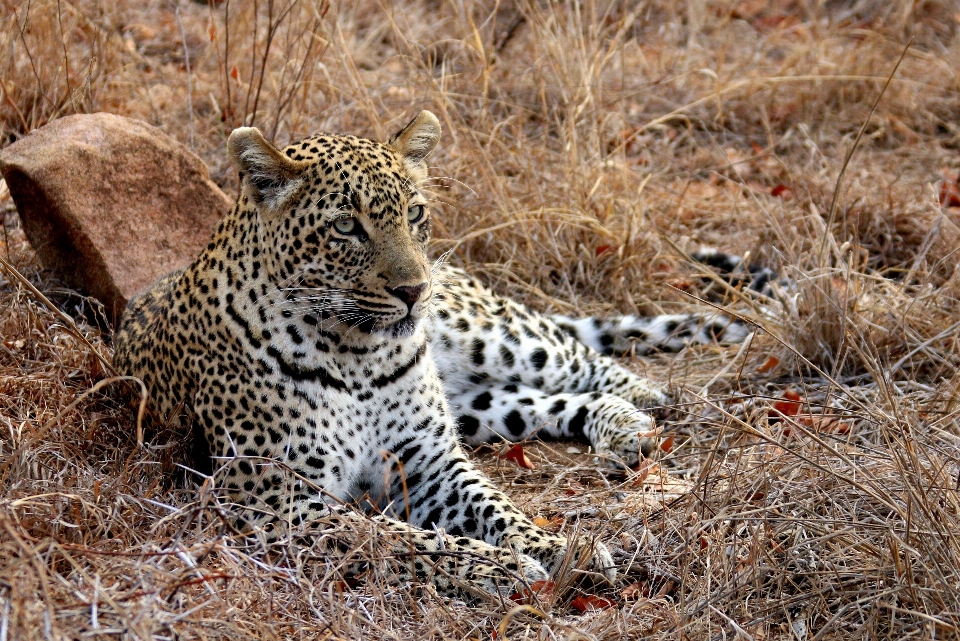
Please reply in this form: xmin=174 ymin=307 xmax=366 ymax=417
xmin=220 ymin=329 xmax=452 ymax=498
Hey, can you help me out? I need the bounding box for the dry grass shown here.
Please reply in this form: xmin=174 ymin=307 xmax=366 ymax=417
xmin=3 ymin=0 xmax=960 ymax=638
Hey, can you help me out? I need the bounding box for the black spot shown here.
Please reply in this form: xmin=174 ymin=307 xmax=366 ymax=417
xmin=471 ymin=338 xmax=485 ymax=365
xmin=567 ymin=406 xmax=589 ymax=438
xmin=504 ymin=410 xmax=526 ymax=437
xmin=499 ymin=345 xmax=515 ymax=367
xmin=556 ymin=323 xmax=577 ymax=338
xmin=530 ymin=348 xmax=548 ymax=370
xmin=399 ymin=444 xmax=423 ymax=465
xmin=425 ymin=507 xmax=443 ymax=528
xmin=457 ymin=415 xmax=480 ymax=437
xmin=548 ymin=399 xmax=566 ymax=415
xmin=286 ymin=325 xmax=304 ymax=344
xmin=471 ymin=392 xmax=493 ymax=411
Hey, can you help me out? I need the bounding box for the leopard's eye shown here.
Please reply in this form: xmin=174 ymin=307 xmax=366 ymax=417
xmin=334 ymin=217 xmax=359 ymax=234
xmin=407 ymin=205 xmax=425 ymax=224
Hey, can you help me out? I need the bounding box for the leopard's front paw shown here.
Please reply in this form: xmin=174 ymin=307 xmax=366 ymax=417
xmin=519 ymin=535 xmax=616 ymax=584
xmin=602 ymin=417 xmax=660 ymax=468
xmin=474 ymin=547 xmax=550 ymax=595
xmin=586 ymin=396 xmax=659 ymax=468
xmin=433 ymin=537 xmax=549 ymax=597
xmin=579 ymin=538 xmax=616 ymax=584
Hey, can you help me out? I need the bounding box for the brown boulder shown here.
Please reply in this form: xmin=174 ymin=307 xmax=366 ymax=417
xmin=0 ymin=113 xmax=231 ymax=323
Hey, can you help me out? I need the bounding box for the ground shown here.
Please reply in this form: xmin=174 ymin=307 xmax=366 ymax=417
xmin=2 ymin=0 xmax=960 ymax=639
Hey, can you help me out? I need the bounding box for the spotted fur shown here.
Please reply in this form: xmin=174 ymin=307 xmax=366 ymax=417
xmin=428 ymin=272 xmax=749 ymax=466
xmin=113 ymin=111 xmax=751 ymax=598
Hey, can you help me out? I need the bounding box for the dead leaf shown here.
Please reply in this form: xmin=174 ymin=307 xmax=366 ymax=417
xmin=563 ymin=480 xmax=586 ymax=495
xmin=509 ymin=580 xmax=556 ymax=604
xmin=533 ymin=516 xmax=563 ymax=531
xmin=770 ymin=184 xmax=792 ymax=198
xmin=757 ymin=355 xmax=780 ymax=373
xmin=771 ymin=389 xmax=802 ymax=418
xmin=940 ymin=171 xmax=960 ymax=207
xmin=631 ymin=459 xmax=657 ymax=487
xmin=660 ymin=434 xmax=675 ymax=453
xmin=570 ymin=594 xmax=616 ymax=613
xmin=502 ymin=444 xmax=535 ymax=469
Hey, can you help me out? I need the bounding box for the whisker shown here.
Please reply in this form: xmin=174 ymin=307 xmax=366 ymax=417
xmin=417 ymin=173 xmax=479 ymax=199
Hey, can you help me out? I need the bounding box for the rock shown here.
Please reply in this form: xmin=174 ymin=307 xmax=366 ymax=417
xmin=0 ymin=113 xmax=231 ymax=323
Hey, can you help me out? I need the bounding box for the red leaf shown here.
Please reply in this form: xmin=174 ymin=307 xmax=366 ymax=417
xmin=502 ymin=444 xmax=535 ymax=469
xmin=208 ymin=25 xmax=216 ymax=41
xmin=771 ymin=389 xmax=802 ymax=418
xmin=771 ymin=184 xmax=792 ymax=198
xmin=564 ymin=481 xmax=585 ymax=495
xmin=660 ymin=434 xmax=675 ymax=453
xmin=940 ymin=179 xmax=960 ymax=207
xmin=630 ymin=459 xmax=656 ymax=486
xmin=509 ymin=580 xmax=556 ymax=604
xmin=230 ymin=66 xmax=239 ymax=81
xmin=757 ymin=355 xmax=780 ymax=373
xmin=571 ymin=594 xmax=616 ymax=613
xmin=595 ymin=244 xmax=615 ymax=256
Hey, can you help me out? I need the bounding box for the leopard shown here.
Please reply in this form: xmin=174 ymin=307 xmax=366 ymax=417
xmin=113 ymin=110 xmax=751 ymax=599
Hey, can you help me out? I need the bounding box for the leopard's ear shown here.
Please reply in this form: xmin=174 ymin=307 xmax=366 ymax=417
xmin=388 ymin=111 xmax=441 ymax=175
xmin=228 ymin=127 xmax=305 ymax=214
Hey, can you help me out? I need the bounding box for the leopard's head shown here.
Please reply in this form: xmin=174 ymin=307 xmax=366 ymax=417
xmin=227 ymin=111 xmax=441 ymax=338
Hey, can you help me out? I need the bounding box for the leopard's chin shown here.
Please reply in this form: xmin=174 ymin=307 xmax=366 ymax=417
xmin=375 ymin=314 xmax=422 ymax=339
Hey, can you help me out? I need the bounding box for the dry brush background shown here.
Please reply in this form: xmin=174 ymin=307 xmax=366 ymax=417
xmin=2 ymin=0 xmax=960 ymax=639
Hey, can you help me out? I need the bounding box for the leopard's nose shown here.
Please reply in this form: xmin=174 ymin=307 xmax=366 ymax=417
xmin=386 ymin=283 xmax=428 ymax=311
